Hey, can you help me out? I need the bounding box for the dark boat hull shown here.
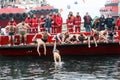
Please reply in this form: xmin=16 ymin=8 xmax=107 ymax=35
xmin=0 ymin=42 xmax=120 ymax=56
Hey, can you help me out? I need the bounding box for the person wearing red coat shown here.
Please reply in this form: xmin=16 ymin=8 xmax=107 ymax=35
xmin=52 ymin=12 xmax=57 ymax=34
xmin=39 ymin=15 xmax=45 ymax=32
xmin=31 ymin=15 xmax=38 ymax=33
xmin=66 ymin=15 xmax=74 ymax=33
xmin=74 ymin=12 xmax=81 ymax=32
xmin=56 ymin=13 xmax=63 ymax=33
xmin=25 ymin=15 xmax=32 ymax=33
xmin=25 ymin=15 xmax=32 ymax=27
xmin=116 ymin=15 xmax=120 ymax=30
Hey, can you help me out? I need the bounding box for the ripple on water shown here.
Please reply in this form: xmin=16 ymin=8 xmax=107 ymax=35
xmin=0 ymin=56 xmax=120 ymax=79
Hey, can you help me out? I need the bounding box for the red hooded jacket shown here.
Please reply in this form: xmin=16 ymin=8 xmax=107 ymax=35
xmin=25 ymin=17 xmax=32 ymax=27
xmin=74 ymin=16 xmax=81 ymax=26
xmin=116 ymin=17 xmax=120 ymax=27
xmin=31 ymin=18 xmax=38 ymax=28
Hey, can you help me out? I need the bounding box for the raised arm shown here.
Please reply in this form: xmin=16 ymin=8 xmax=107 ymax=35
xmin=53 ymin=41 xmax=56 ymax=51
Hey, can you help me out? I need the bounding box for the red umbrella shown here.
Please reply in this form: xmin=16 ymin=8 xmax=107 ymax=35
xmin=0 ymin=8 xmax=26 ymax=14
xmin=35 ymin=6 xmax=54 ymax=10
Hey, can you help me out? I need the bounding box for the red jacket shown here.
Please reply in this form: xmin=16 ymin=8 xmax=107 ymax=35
xmin=31 ymin=18 xmax=38 ymax=28
xmin=25 ymin=17 xmax=32 ymax=27
xmin=116 ymin=17 xmax=120 ymax=27
xmin=52 ymin=15 xmax=57 ymax=26
xmin=56 ymin=16 xmax=63 ymax=26
xmin=66 ymin=18 xmax=74 ymax=27
xmin=39 ymin=18 xmax=45 ymax=28
xmin=74 ymin=16 xmax=81 ymax=26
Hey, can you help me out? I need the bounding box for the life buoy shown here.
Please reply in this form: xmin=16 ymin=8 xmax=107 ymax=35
xmin=45 ymin=9 xmax=50 ymax=14
xmin=1 ymin=13 xmax=8 ymax=20
xmin=8 ymin=13 xmax=14 ymax=19
xmin=21 ymin=13 xmax=27 ymax=20
xmin=14 ymin=13 xmax=21 ymax=19
xmin=40 ymin=9 xmax=45 ymax=14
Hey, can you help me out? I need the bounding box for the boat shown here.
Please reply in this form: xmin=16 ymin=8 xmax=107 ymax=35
xmin=0 ymin=31 xmax=120 ymax=56
xmin=0 ymin=42 xmax=120 ymax=56
xmin=100 ymin=0 xmax=119 ymax=19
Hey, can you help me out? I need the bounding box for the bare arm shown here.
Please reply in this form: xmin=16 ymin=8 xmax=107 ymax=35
xmin=32 ymin=33 xmax=38 ymax=41
xmin=53 ymin=41 xmax=56 ymax=51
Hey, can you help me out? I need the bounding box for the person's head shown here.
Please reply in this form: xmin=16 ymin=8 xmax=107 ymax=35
xmin=73 ymin=35 xmax=76 ymax=39
xmin=68 ymin=15 xmax=71 ymax=19
xmin=41 ymin=15 xmax=44 ymax=19
xmin=101 ymin=14 xmax=104 ymax=18
xmin=10 ymin=18 xmax=14 ymax=23
xmin=53 ymin=12 xmax=57 ymax=16
xmin=27 ymin=15 xmax=30 ymax=18
xmin=76 ymin=12 xmax=79 ymax=17
xmin=80 ymin=34 xmax=83 ymax=36
xmin=46 ymin=14 xmax=49 ymax=18
xmin=49 ymin=12 xmax=52 ymax=16
xmin=119 ymin=14 xmax=120 ymax=17
xmin=58 ymin=13 xmax=61 ymax=17
xmin=69 ymin=11 xmax=73 ymax=16
xmin=86 ymin=12 xmax=89 ymax=16
xmin=33 ymin=14 xmax=36 ymax=18
xmin=64 ymin=31 xmax=69 ymax=35
xmin=108 ymin=14 xmax=112 ymax=18
xmin=43 ymin=29 xmax=48 ymax=34
xmin=21 ymin=20 xmax=25 ymax=25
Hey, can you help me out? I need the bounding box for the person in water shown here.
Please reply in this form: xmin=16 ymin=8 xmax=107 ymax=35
xmin=32 ymin=30 xmax=51 ymax=56
xmin=53 ymin=41 xmax=61 ymax=64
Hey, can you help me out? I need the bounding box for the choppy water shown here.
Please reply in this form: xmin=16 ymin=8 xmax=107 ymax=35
xmin=0 ymin=55 xmax=120 ymax=80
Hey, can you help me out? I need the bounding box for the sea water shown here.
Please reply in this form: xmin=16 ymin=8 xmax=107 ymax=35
xmin=0 ymin=55 xmax=120 ymax=80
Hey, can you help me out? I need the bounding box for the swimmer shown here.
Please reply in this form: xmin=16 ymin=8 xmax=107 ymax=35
xmin=53 ymin=41 xmax=61 ymax=64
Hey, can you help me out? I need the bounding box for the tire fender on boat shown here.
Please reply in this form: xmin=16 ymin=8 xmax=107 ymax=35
xmin=21 ymin=13 xmax=27 ymax=20
xmin=1 ymin=13 xmax=8 ymax=20
xmin=8 ymin=13 xmax=14 ymax=19
xmin=14 ymin=13 xmax=21 ymax=19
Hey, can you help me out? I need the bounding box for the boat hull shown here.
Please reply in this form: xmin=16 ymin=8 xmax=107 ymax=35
xmin=0 ymin=43 xmax=120 ymax=56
